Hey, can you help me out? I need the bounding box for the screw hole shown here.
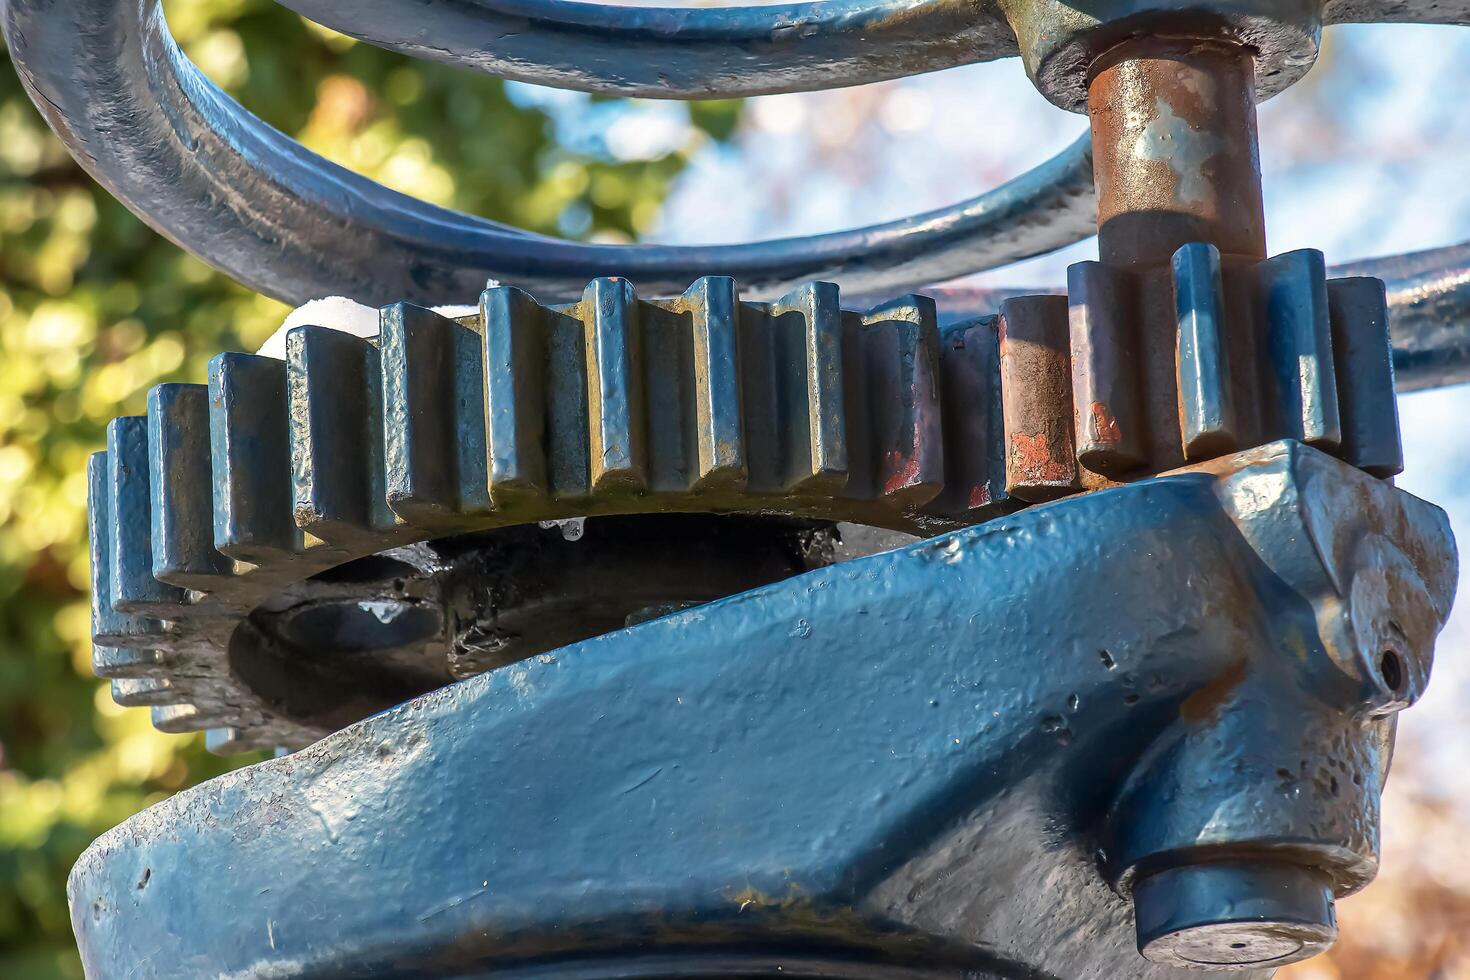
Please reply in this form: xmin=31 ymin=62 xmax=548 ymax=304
xmin=1230 ymin=943 xmax=1248 ymax=950
xmin=1380 ymin=649 xmax=1405 ymax=696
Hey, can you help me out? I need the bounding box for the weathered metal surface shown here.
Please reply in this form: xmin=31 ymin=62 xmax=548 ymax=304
xmin=1133 ymin=862 xmax=1338 ymax=968
xmin=997 ymin=295 xmax=1078 ymax=500
xmin=93 ymin=279 xmax=1023 ymax=751
xmin=1007 ymin=0 xmax=1470 ymax=111
xmin=68 ymin=442 xmax=1459 ymax=977
xmin=1324 ymin=0 xmax=1470 ymax=25
xmin=1088 ymin=41 xmax=1266 ymax=270
xmin=9 ymin=0 xmax=1470 ymax=358
xmin=34 ymin=11 xmax=1470 ymax=974
xmin=1337 ymin=241 xmax=1470 ymax=392
xmin=1004 ymin=0 xmax=1322 ymax=112
xmin=277 ymin=0 xmax=1470 ymax=106
xmin=1048 ymin=40 xmax=1395 ymax=484
xmin=1258 ymin=249 xmax=1343 ymax=449
xmin=894 ymin=257 xmax=1470 ymax=396
xmin=1173 ymin=242 xmax=1239 ymax=460
xmin=1067 ymin=261 xmax=1146 ymax=473
xmin=88 ymin=273 xmax=1407 ymax=751
xmin=0 ymin=0 xmax=1096 ymax=309
xmin=1326 ymin=278 xmax=1405 ymax=475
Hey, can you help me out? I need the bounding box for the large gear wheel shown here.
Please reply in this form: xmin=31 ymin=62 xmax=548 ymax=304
xmin=92 ymin=260 xmax=1402 ymax=753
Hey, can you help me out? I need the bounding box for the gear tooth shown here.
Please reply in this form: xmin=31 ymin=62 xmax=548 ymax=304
xmin=93 ymin=644 xmax=167 ymax=679
xmin=999 ymin=295 xmax=1080 ymax=502
xmin=639 ymin=295 xmax=691 ymax=493
xmin=1069 ymin=262 xmax=1148 ymax=474
xmin=735 ymin=300 xmax=781 ymax=494
xmin=851 ymin=295 xmax=945 ymax=508
xmin=768 ymin=280 xmax=848 ymax=494
xmin=1173 ymin=242 xmax=1239 ymax=460
xmin=89 ymin=452 xmax=165 ymax=646
xmin=1256 ymin=249 xmax=1343 ymax=451
xmin=1327 ymin=277 xmax=1404 ymax=477
xmin=147 ymin=384 xmax=233 ymax=589
xmin=381 ymin=303 xmax=489 ymax=523
xmin=581 ymin=278 xmax=649 ymax=494
xmin=481 ymin=286 xmax=551 ymax=505
xmin=111 ymin=676 xmax=174 ymax=707
xmin=543 ymin=297 xmax=593 ymax=501
xmin=838 ymin=305 xmax=875 ymax=499
xmin=286 ymin=325 xmax=395 ymax=542
xmin=934 ymin=316 xmax=1012 ymax=520
xmin=683 ymin=277 xmax=748 ymax=493
xmin=209 ymin=352 xmax=299 ymax=563
xmin=151 ymin=701 xmax=214 ymax=734
xmin=107 ymin=417 xmax=187 ymax=615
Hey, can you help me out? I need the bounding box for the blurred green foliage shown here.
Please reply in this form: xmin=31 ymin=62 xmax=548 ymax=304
xmin=0 ymin=3 xmax=737 ymax=975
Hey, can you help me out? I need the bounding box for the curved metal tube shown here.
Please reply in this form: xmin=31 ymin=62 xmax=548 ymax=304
xmin=278 ymin=0 xmax=1020 ymax=100
xmin=278 ymin=0 xmax=1470 ymax=100
xmin=1 ymin=0 xmax=1095 ymax=308
xmin=1337 ymin=242 xmax=1470 ymax=392
xmin=11 ymin=0 xmax=1467 ymax=348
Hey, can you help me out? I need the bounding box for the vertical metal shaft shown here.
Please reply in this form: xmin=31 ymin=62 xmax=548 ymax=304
xmin=1086 ymin=39 xmax=1351 ymax=971
xmin=1088 ymin=41 xmax=1266 ymax=270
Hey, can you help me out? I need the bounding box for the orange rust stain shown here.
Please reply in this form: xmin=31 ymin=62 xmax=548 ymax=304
xmin=1090 ymin=401 xmax=1123 ymax=448
xmin=1179 ymin=658 xmax=1249 ymax=724
xmin=1010 ymin=431 xmax=1072 ymax=483
xmin=883 ymin=449 xmax=924 ymax=495
xmin=967 ymin=485 xmax=994 ymax=510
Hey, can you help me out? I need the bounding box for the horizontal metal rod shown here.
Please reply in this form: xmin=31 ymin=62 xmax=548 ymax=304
xmin=1336 ymin=242 xmax=1470 ymax=393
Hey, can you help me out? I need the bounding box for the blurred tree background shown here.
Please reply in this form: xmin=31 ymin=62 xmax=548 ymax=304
xmin=0 ymin=2 xmax=736 ymax=975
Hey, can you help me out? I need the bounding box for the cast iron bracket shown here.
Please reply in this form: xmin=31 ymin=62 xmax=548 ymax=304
xmin=69 ymin=443 xmax=1456 ymax=977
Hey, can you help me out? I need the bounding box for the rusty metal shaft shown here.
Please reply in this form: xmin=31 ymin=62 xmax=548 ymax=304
xmin=1088 ymin=41 xmax=1267 ymax=270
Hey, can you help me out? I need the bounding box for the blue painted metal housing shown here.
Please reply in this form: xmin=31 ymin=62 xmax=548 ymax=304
xmin=68 ymin=442 xmax=1458 ymax=978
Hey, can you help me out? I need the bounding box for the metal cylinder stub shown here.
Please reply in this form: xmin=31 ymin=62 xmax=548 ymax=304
xmin=1089 ymin=40 xmax=1266 ymax=270
xmin=1133 ymin=861 xmax=1338 ymax=969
